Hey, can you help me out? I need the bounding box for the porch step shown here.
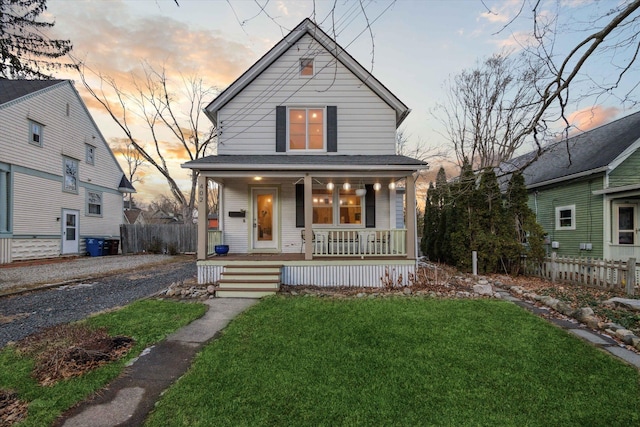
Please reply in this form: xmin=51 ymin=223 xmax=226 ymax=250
xmin=216 ymin=264 xmax=282 ymax=298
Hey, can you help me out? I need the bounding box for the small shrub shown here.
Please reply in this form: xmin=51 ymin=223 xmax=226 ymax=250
xmin=147 ymin=237 xmax=164 ymax=254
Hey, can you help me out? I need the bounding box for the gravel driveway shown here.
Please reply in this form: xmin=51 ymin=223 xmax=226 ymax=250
xmin=0 ymin=255 xmax=197 ymax=347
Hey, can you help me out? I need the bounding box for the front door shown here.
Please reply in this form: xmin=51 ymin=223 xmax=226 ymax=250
xmin=252 ymin=188 xmax=278 ymax=250
xmin=61 ymin=209 xmax=79 ymax=254
xmin=616 ymin=204 xmax=637 ymax=245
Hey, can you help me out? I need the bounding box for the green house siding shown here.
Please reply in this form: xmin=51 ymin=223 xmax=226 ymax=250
xmin=609 ymin=149 xmax=640 ymax=188
xmin=528 ymin=176 xmax=604 ymax=258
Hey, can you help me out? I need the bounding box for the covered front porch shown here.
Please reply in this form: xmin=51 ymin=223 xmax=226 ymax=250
xmin=187 ymin=154 xmax=426 ymax=291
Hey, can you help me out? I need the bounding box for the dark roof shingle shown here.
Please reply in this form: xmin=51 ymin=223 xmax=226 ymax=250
xmin=507 ymin=111 xmax=640 ymax=187
xmin=0 ymin=78 xmax=66 ymax=106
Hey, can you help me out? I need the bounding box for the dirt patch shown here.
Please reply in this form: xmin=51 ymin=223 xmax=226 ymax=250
xmin=0 ymin=390 xmax=28 ymax=427
xmin=0 ymin=313 xmax=31 ymax=325
xmin=15 ymin=324 xmax=134 ymax=387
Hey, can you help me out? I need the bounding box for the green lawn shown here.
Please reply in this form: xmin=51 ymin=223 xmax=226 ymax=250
xmin=0 ymin=299 xmax=206 ymax=427
xmin=146 ymin=297 xmax=640 ymax=427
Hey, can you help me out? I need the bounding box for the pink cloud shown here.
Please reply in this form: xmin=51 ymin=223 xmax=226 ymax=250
xmin=567 ymin=106 xmax=621 ymax=133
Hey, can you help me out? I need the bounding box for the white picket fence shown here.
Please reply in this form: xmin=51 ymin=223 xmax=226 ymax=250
xmin=526 ymin=253 xmax=638 ymax=295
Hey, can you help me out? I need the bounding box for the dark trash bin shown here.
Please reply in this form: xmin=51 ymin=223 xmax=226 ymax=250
xmin=86 ymin=238 xmax=103 ymax=257
xmin=105 ymin=239 xmax=119 ymax=255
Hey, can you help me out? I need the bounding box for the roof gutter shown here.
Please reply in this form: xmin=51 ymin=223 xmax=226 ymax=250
xmin=526 ymin=166 xmax=608 ymax=190
xmin=592 ymin=183 xmax=640 ymax=195
xmin=182 ymin=162 xmax=427 ymax=171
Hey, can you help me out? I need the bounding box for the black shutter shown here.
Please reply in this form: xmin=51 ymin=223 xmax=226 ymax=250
xmin=296 ymin=183 xmax=305 ymax=227
xmin=365 ymin=184 xmax=375 ymax=228
xmin=276 ymin=106 xmax=286 ymax=152
xmin=327 ymin=106 xmax=337 ymax=152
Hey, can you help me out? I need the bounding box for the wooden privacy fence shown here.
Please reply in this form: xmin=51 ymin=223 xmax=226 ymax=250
xmin=525 ymin=253 xmax=638 ymax=295
xmin=120 ymin=224 xmax=197 ymax=254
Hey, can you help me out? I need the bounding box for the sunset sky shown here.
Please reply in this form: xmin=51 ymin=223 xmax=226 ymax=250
xmin=44 ymin=0 xmax=639 ymax=205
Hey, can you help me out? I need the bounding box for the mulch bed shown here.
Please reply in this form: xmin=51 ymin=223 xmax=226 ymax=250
xmin=15 ymin=324 xmax=134 ymax=387
xmin=0 ymin=390 xmax=28 ymax=427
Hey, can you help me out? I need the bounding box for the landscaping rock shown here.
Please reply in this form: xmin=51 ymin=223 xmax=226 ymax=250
xmin=603 ymin=297 xmax=640 ymax=312
xmin=583 ymin=316 xmax=600 ymax=330
xmin=574 ymin=307 xmax=595 ymax=322
xmin=207 ymin=285 xmax=215 ymax=294
xmin=473 ymin=284 xmax=493 ymax=296
xmin=615 ymin=329 xmax=634 ymax=340
xmin=556 ymin=302 xmax=574 ymax=316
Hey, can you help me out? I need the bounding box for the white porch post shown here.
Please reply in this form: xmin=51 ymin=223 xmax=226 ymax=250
xmin=304 ymin=174 xmax=313 ymax=260
xmin=197 ymin=174 xmax=207 ymax=260
xmin=405 ymin=173 xmax=417 ymax=259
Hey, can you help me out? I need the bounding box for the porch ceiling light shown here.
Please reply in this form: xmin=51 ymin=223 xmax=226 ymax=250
xmin=355 ymin=188 xmax=367 ymax=197
xmin=326 ymin=182 xmax=335 ymax=191
xmin=388 ymin=182 xmax=396 ymax=190
xmin=343 ymin=182 xmax=351 ymax=191
xmin=373 ymin=182 xmax=382 ymax=191
xmin=253 ymin=176 xmax=263 ymax=181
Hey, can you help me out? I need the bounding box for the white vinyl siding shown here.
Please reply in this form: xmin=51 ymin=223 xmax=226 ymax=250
xmin=1 ymin=81 xmax=126 ymax=262
xmin=217 ymin=34 xmax=396 ymax=155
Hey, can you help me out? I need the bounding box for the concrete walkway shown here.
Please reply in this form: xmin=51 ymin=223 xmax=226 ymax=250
xmin=56 ymin=298 xmax=258 ymax=427
xmin=496 ymin=290 xmax=640 ymax=369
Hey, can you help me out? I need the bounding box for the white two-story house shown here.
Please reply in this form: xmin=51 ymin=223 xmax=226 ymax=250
xmin=183 ymin=19 xmax=427 ymax=296
xmin=0 ymin=79 xmax=135 ymax=264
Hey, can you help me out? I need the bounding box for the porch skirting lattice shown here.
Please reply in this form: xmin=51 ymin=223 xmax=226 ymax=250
xmin=197 ymin=260 xmax=415 ymax=288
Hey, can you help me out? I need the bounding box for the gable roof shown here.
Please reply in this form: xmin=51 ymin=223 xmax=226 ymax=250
xmin=0 ymin=78 xmax=135 ymax=193
xmin=205 ymin=18 xmax=410 ymax=127
xmin=508 ymin=110 xmax=640 ymax=188
xmin=0 ymin=78 xmax=66 ymax=106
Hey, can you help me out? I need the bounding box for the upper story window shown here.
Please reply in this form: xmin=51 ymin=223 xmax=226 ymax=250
xmin=86 ymin=144 xmax=95 ymax=165
xmin=63 ymin=157 xmax=79 ymax=194
xmin=300 ymin=58 xmax=314 ymax=76
xmin=555 ymin=205 xmax=575 ymax=230
xmin=29 ymin=120 xmax=43 ymax=147
xmin=289 ymin=108 xmax=324 ymax=151
xmin=87 ymin=191 xmax=102 ymax=216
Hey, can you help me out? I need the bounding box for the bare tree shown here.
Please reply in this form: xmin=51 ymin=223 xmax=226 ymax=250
xmin=0 ymin=0 xmax=73 ymax=78
xmin=499 ymin=0 xmax=640 ymax=164
xmin=434 ymin=51 xmax=544 ymax=170
xmin=77 ymin=62 xmax=218 ymax=221
xmin=111 ymin=138 xmax=147 ymax=209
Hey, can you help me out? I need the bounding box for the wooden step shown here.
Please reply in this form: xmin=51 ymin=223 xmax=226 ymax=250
xmin=223 ymin=265 xmax=282 ymax=274
xmin=215 ymin=288 xmax=278 ymax=298
xmin=221 ymin=272 xmax=281 ymax=281
xmin=216 ymin=264 xmax=282 ymax=298
xmin=217 ymin=279 xmax=280 ymax=289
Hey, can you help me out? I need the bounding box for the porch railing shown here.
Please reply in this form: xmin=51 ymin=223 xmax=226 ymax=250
xmin=306 ymin=228 xmax=407 ymax=257
xmin=207 ymin=230 xmax=223 ymax=256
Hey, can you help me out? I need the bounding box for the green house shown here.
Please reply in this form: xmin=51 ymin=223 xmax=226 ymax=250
xmin=510 ymin=111 xmax=640 ymax=261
